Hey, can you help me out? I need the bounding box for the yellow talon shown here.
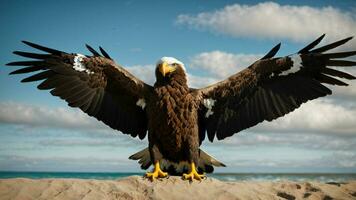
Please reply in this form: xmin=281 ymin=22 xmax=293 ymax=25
xmin=182 ymin=162 xmax=205 ymax=181
xmin=145 ymin=161 xmax=168 ymax=181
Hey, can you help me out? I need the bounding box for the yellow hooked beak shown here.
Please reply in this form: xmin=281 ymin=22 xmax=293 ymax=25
xmin=159 ymin=62 xmax=176 ymax=77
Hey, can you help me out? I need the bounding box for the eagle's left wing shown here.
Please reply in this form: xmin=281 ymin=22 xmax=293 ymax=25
xmin=195 ymin=35 xmax=356 ymax=142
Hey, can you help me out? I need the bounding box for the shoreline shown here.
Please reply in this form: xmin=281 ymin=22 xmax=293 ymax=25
xmin=1 ymin=176 xmax=356 ymax=200
xmin=1 ymin=171 xmax=356 ymax=182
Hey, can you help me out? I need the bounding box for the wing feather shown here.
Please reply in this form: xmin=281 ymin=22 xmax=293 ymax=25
xmin=22 ymin=40 xmax=63 ymax=55
xmin=8 ymin=41 xmax=152 ymax=139
xmin=85 ymin=44 xmax=101 ymax=57
xmin=298 ymin=34 xmax=325 ymax=53
xmin=311 ymin=37 xmax=353 ymax=53
xmin=9 ymin=66 xmax=45 ymax=74
xmin=13 ymin=51 xmax=50 ymax=59
xmin=99 ymin=46 xmax=112 ymax=60
xmin=21 ymin=70 xmax=55 ymax=82
xmin=196 ymin=35 xmax=355 ymax=142
xmin=321 ymin=68 xmax=356 ymax=79
xmin=261 ymin=43 xmax=281 ymax=59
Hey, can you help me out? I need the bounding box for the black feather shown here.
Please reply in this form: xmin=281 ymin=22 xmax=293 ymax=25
xmin=99 ymin=46 xmax=112 ymax=60
xmin=13 ymin=51 xmax=50 ymax=59
xmin=6 ymin=61 xmax=44 ymax=66
xmin=62 ymin=85 xmax=90 ymax=101
xmin=21 ymin=70 xmax=55 ymax=82
xmin=311 ymin=37 xmax=353 ymax=53
xmin=9 ymin=66 xmax=44 ymax=75
xmin=66 ymin=87 xmax=92 ymax=106
xmin=326 ymin=60 xmax=356 ymax=66
xmin=85 ymin=44 xmax=101 ymax=57
xmin=22 ymin=41 xmax=64 ymax=55
xmin=298 ymin=34 xmax=325 ymax=53
xmin=317 ymin=74 xmax=348 ymax=86
xmin=309 ymin=80 xmax=332 ymax=95
xmin=80 ymin=101 xmax=92 ymax=112
xmin=323 ymin=51 xmax=356 ymax=59
xmin=37 ymin=75 xmax=69 ymax=90
xmin=49 ymin=64 xmax=78 ymax=76
xmin=261 ymin=43 xmax=281 ymax=59
xmin=86 ymin=90 xmax=101 ymax=115
xmin=93 ymin=89 xmax=105 ymax=115
xmin=322 ymin=68 xmax=356 ymax=80
xmin=68 ymin=91 xmax=94 ymax=108
xmin=266 ymin=89 xmax=283 ymax=116
xmin=50 ymin=80 xmax=83 ymax=97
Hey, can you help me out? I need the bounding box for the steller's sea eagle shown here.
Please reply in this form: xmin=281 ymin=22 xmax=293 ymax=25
xmin=6 ymin=34 xmax=356 ymax=181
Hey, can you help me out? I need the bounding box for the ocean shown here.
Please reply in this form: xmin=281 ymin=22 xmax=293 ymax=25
xmin=1 ymin=172 xmax=355 ymax=182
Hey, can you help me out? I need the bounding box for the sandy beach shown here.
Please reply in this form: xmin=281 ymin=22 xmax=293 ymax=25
xmin=1 ymin=176 xmax=355 ymax=200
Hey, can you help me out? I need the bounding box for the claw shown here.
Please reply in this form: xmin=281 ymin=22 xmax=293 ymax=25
xmin=182 ymin=162 xmax=205 ymax=181
xmin=145 ymin=161 xmax=168 ymax=181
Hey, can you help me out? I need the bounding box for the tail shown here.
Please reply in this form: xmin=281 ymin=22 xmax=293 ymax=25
xmin=129 ymin=148 xmax=225 ymax=174
xmin=198 ymin=149 xmax=226 ymax=173
xmin=129 ymin=148 xmax=152 ymax=170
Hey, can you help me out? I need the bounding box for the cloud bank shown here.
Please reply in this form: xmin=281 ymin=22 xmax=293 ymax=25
xmin=177 ymin=2 xmax=356 ymax=42
xmin=190 ymin=51 xmax=262 ymax=78
xmin=0 ymin=102 xmax=107 ymax=130
xmin=1 ymin=98 xmax=355 ymax=136
xmin=254 ymin=99 xmax=356 ymax=135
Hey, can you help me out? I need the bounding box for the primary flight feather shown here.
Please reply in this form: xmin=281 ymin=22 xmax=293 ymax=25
xmin=7 ymin=35 xmax=356 ymax=181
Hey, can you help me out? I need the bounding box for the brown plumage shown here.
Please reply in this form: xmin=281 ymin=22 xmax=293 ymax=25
xmin=6 ymin=35 xmax=356 ymax=180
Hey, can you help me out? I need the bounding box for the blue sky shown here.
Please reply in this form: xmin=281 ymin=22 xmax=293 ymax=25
xmin=1 ymin=0 xmax=356 ymax=173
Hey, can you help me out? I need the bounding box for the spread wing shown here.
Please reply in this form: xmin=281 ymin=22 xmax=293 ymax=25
xmin=196 ymin=34 xmax=356 ymax=142
xmin=7 ymin=41 xmax=153 ymax=139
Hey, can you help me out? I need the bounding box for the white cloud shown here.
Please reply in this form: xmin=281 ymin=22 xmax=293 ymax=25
xmin=227 ymin=151 xmax=356 ymax=169
xmin=189 ymin=51 xmax=261 ymax=78
xmin=126 ymin=64 xmax=156 ymax=85
xmin=253 ymin=99 xmax=356 ymax=135
xmin=187 ymin=73 xmax=218 ymax=88
xmin=177 ymin=2 xmax=356 ymax=43
xmin=0 ymin=155 xmax=135 ymax=172
xmin=0 ymin=102 xmax=107 ymax=130
xmin=38 ymin=137 xmax=146 ymax=148
xmin=219 ymin=132 xmax=356 ymax=151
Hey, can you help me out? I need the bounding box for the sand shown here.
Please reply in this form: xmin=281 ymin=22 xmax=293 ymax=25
xmin=1 ymin=176 xmax=355 ymax=200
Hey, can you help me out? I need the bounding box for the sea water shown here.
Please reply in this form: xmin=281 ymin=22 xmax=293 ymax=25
xmin=1 ymin=172 xmax=355 ymax=182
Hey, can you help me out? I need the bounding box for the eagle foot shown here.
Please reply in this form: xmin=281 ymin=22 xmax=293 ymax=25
xmin=145 ymin=161 xmax=168 ymax=181
xmin=182 ymin=162 xmax=205 ymax=181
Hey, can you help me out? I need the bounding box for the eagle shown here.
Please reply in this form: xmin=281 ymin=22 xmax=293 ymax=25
xmin=6 ymin=34 xmax=356 ymax=181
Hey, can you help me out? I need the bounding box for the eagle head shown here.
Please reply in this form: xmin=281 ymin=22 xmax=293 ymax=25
xmin=155 ymin=57 xmax=186 ymax=80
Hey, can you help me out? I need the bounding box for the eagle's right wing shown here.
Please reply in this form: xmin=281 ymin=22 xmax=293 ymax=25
xmin=7 ymin=41 xmax=153 ymax=139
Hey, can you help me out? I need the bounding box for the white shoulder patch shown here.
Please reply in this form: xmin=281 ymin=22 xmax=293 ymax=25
xmin=136 ymin=98 xmax=146 ymax=110
xmin=73 ymin=54 xmax=94 ymax=75
xmin=280 ymin=54 xmax=302 ymax=76
xmin=203 ymin=98 xmax=216 ymax=118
